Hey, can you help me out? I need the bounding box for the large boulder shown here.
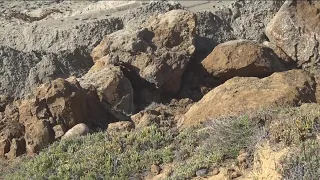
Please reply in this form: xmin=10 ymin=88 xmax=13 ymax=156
xmin=91 ymin=9 xmax=196 ymax=94
xmin=179 ymin=70 xmax=316 ymax=128
xmin=201 ymin=40 xmax=285 ymax=80
xmin=266 ymin=0 xmax=320 ymax=68
xmin=79 ymin=60 xmax=135 ymax=118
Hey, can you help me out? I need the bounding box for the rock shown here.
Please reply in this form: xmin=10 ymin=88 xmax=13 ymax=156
xmin=107 ymin=121 xmax=134 ymax=133
xmin=24 ymin=50 xmax=93 ymax=96
xmin=91 ymin=9 xmax=196 ymax=94
xmin=62 ymin=123 xmax=89 ymax=140
xmin=0 ymin=46 xmax=41 ymax=97
xmin=0 ymin=95 xmax=11 ymax=112
xmin=230 ymin=170 xmax=242 ymax=179
xmin=0 ymin=139 xmax=9 ymax=157
xmin=5 ymin=138 xmax=26 ymax=159
xmin=262 ymin=41 xmax=294 ymax=66
xmin=179 ymin=70 xmax=316 ymax=128
xmin=0 ymin=116 xmax=25 ymax=157
xmin=201 ymin=40 xmax=285 ymax=80
xmin=131 ymin=112 xmax=161 ymax=128
xmin=0 ymin=46 xmax=93 ymax=98
xmin=237 ymin=150 xmax=249 ymax=167
xmin=196 ymin=168 xmax=208 ymax=177
xmin=266 ymin=0 xmax=320 ymax=68
xmin=52 ymin=124 xmax=65 ymax=139
xmin=229 ymin=0 xmax=285 ymax=42
xmin=211 ymin=167 xmax=220 ymax=175
xmin=194 ymin=0 xmax=284 ymax=55
xmin=194 ymin=11 xmax=234 ymax=55
xmin=121 ymin=1 xmax=184 ymax=30
xmin=151 ymin=164 xmax=161 ymax=175
xmin=32 ymin=78 xmax=87 ymax=128
xmin=17 ymin=78 xmax=108 ymax=154
xmin=79 ymin=61 xmax=134 ymax=118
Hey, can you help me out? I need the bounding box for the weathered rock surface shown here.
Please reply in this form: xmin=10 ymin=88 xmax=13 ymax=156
xmin=201 ymin=40 xmax=285 ymax=80
xmin=79 ymin=60 xmax=134 ymax=119
xmin=0 ymin=77 xmax=110 ymax=155
xmin=107 ymin=121 xmax=134 ymax=134
xmin=195 ymin=0 xmax=285 ymax=55
xmin=61 ymin=123 xmax=90 ymax=140
xmin=266 ymin=0 xmax=320 ymax=68
xmin=0 ymin=1 xmax=187 ymax=100
xmin=179 ymin=70 xmax=316 ymax=128
xmin=91 ymin=9 xmax=196 ymax=94
xmin=0 ymin=46 xmax=93 ymax=98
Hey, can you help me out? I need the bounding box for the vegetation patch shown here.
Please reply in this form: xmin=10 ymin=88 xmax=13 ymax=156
xmin=2 ymin=115 xmax=261 ymax=180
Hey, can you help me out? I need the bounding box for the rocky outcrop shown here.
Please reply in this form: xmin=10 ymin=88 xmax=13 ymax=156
xmin=201 ymin=40 xmax=285 ymax=80
xmin=179 ymin=70 xmax=316 ymax=128
xmin=195 ymin=0 xmax=285 ymax=56
xmin=79 ymin=60 xmax=134 ymax=119
xmin=91 ymin=10 xmax=196 ymax=94
xmin=0 ymin=77 xmax=110 ymax=156
xmin=266 ymin=0 xmax=320 ymax=68
xmin=0 ymin=46 xmax=93 ymax=98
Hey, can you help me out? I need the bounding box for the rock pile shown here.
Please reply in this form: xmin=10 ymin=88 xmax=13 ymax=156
xmin=1 ymin=0 xmax=320 ymax=162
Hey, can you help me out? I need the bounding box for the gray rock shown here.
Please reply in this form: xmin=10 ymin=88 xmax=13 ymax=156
xmin=0 ymin=46 xmax=41 ymax=97
xmin=194 ymin=0 xmax=285 ymax=55
xmin=196 ymin=168 xmax=208 ymax=177
xmin=62 ymin=123 xmax=90 ymax=140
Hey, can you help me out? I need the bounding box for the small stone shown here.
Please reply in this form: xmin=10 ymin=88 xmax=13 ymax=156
xmin=196 ymin=168 xmax=208 ymax=177
xmin=231 ymin=171 xmax=242 ymax=179
xmin=237 ymin=150 xmax=249 ymax=164
xmin=53 ymin=124 xmax=66 ymax=139
xmin=151 ymin=164 xmax=161 ymax=175
xmin=212 ymin=167 xmax=220 ymax=175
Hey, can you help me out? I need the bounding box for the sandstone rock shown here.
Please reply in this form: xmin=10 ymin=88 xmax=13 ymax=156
xmin=211 ymin=167 xmax=220 ymax=176
xmin=5 ymin=138 xmax=26 ymax=159
xmin=62 ymin=123 xmax=89 ymax=140
xmin=266 ymin=0 xmax=320 ymax=68
xmin=179 ymin=70 xmax=316 ymax=128
xmin=0 ymin=95 xmax=11 ymax=112
xmin=151 ymin=164 xmax=161 ymax=176
xmin=201 ymin=40 xmax=285 ymax=80
xmin=131 ymin=112 xmax=161 ymax=129
xmin=0 ymin=115 xmax=25 ymax=157
xmin=79 ymin=61 xmax=134 ymax=118
xmin=107 ymin=121 xmax=134 ymax=133
xmin=91 ymin=9 xmax=196 ymax=93
xmin=32 ymin=78 xmax=87 ymax=128
xmin=17 ymin=78 xmax=107 ymax=154
xmin=53 ymin=124 xmax=65 ymax=139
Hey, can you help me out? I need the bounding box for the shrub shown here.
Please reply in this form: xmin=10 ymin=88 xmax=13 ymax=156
xmin=281 ymin=140 xmax=320 ymax=180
